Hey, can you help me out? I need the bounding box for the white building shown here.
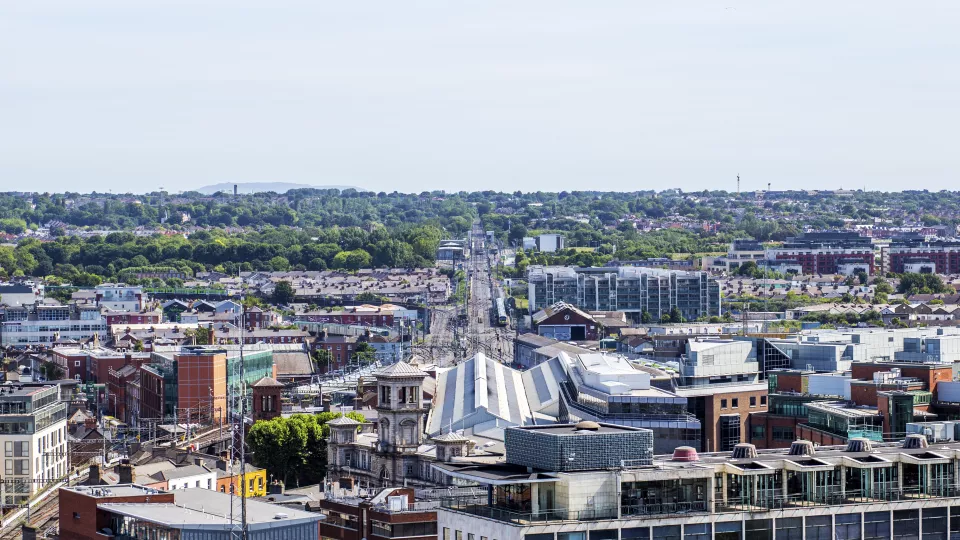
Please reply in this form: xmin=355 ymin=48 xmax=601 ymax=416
xmin=95 ymin=284 xmax=145 ymax=312
xmin=1 ymin=304 xmax=107 ymax=347
xmin=0 ymin=385 xmax=68 ymax=506
xmin=0 ymin=284 xmax=41 ymax=307
xmin=537 ymin=234 xmax=564 ymax=253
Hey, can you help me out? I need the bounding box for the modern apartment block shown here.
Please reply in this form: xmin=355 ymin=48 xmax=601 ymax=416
xmin=766 ymin=230 xmax=875 ymax=275
xmin=436 ymin=427 xmax=960 ymax=540
xmin=888 ymin=239 xmax=960 ymax=274
xmin=527 ymin=266 xmax=720 ymax=321
xmin=0 ymin=385 xmax=68 ymax=506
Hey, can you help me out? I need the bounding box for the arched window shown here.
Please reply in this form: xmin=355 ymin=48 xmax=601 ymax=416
xmin=400 ymin=419 xmax=417 ymax=446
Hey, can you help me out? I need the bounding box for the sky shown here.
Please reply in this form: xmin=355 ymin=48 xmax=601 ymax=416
xmin=2 ymin=1 xmax=959 ymax=194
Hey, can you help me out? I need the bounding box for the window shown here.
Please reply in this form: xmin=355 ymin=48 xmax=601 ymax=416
xmin=732 ymin=398 xmax=739 ymax=408
xmin=776 ymin=517 xmax=803 ymax=540
xmin=721 ymin=399 xmax=728 ymax=409
xmin=835 ymin=513 xmax=861 ymax=540
xmin=684 ymin=524 xmax=711 ymax=540
xmin=761 ymin=395 xmax=767 ymax=406
xmin=751 ymin=425 xmax=765 ymax=439
xmin=622 ymin=528 xmax=650 ymax=540
xmin=4 ymin=442 xmax=11 ymax=458
xmin=745 ymin=519 xmax=772 ymax=540
xmin=443 ymin=528 xmax=450 ymax=540
xmin=864 ymin=511 xmax=890 ymax=540
xmin=468 ymin=535 xmax=475 ymax=540
xmin=653 ymin=526 xmax=681 ymax=540
xmin=15 ymin=460 xmax=29 ymax=475
xmin=456 ymin=531 xmax=463 ymax=540
xmin=806 ymin=515 xmax=832 ymax=540
xmin=750 ymin=396 xmax=757 ymax=407
xmin=773 ymin=426 xmax=794 ymax=441
xmin=923 ymin=507 xmax=946 ymax=540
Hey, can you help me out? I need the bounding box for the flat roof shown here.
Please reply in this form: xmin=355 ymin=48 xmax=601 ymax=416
xmin=62 ymin=484 xmax=166 ymax=498
xmin=99 ymin=488 xmax=322 ymax=529
xmin=513 ymin=423 xmax=647 ymax=436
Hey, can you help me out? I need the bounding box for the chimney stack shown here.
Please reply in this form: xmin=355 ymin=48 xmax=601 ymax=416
xmin=88 ymin=464 xmax=101 ymax=485
xmin=118 ymin=460 xmax=133 ymax=484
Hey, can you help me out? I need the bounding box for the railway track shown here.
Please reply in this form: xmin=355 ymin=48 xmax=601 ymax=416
xmin=0 ymin=490 xmax=60 ymax=540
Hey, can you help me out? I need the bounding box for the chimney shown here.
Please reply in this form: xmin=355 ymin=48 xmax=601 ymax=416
xmin=118 ymin=461 xmax=133 ymax=484
xmin=216 ymin=457 xmax=227 ymax=471
xmin=88 ymin=464 xmax=101 ymax=485
xmin=20 ymin=524 xmax=37 ymax=540
xmin=268 ymin=480 xmax=284 ymax=495
xmin=195 ymin=458 xmax=204 ymax=467
xmin=208 ymin=323 xmax=215 ymax=345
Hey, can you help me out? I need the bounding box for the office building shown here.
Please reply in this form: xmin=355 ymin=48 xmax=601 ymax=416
xmin=1 ymin=303 xmax=107 ymax=347
xmin=436 ymin=428 xmax=960 ymax=540
xmin=527 ymin=266 xmax=720 ymax=321
xmin=0 ymin=385 xmax=68 ymax=506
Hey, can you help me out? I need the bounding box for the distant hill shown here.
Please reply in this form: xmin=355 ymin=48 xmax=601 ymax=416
xmin=194 ymin=182 xmax=364 ymax=195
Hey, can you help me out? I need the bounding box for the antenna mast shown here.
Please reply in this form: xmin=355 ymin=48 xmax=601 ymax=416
xmin=230 ymin=291 xmax=248 ymax=539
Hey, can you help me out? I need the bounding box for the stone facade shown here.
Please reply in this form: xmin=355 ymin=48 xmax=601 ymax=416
xmin=326 ymin=362 xmax=474 ymax=490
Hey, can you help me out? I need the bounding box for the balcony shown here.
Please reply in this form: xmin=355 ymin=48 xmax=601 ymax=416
xmin=440 ymin=497 xmax=618 ymax=524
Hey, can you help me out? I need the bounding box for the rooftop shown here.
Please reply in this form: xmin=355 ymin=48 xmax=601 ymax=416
xmin=98 ymin=488 xmax=322 ymax=528
xmin=62 ymin=484 xmax=166 ymax=498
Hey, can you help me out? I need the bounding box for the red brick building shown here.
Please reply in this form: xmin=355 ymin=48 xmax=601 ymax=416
xmin=103 ymin=310 xmax=162 ymax=327
xmin=532 ymin=302 xmax=600 ymax=341
xmin=318 ymin=488 xmax=437 ymax=540
xmin=315 ymin=335 xmax=359 ymax=372
xmin=59 ymin=484 xmax=175 ymax=540
xmin=300 ymin=307 xmax=395 ymax=327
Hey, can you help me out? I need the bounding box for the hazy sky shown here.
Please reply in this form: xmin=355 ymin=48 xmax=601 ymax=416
xmin=2 ymin=1 xmax=959 ymax=194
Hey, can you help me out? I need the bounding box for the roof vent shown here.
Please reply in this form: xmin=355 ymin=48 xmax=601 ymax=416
xmin=903 ymin=434 xmax=929 ymax=449
xmin=731 ymin=443 xmax=757 ymax=459
xmin=574 ymin=421 xmax=600 ymax=432
xmin=672 ymin=446 xmax=699 ymax=462
xmin=846 ymin=438 xmax=873 ymax=453
xmin=788 ymin=440 xmax=815 ymax=456
xmin=273 ymin=513 xmax=289 ymax=520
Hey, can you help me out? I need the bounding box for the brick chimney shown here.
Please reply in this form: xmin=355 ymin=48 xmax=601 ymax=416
xmin=117 ymin=460 xmax=133 ymax=484
xmin=208 ymin=323 xmax=215 ymax=345
xmin=88 ymin=464 xmax=101 ymax=485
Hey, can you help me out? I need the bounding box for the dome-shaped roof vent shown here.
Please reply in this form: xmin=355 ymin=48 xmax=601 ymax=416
xmin=574 ymin=421 xmax=600 ymax=432
xmin=731 ymin=443 xmax=758 ymax=459
xmin=788 ymin=440 xmax=815 ymax=456
xmin=846 ymin=437 xmax=873 ymax=453
xmin=672 ymin=446 xmax=699 ymax=462
xmin=903 ymin=433 xmax=929 ymax=449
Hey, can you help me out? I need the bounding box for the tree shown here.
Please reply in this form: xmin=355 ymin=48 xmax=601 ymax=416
xmin=353 ymin=342 xmax=377 ymax=365
xmin=312 ymin=349 xmax=334 ymax=372
xmin=669 ymin=306 xmax=684 ymax=324
xmin=246 ymin=412 xmax=365 ymax=487
xmin=273 ymin=280 xmax=295 ymax=304
xmin=640 ymin=310 xmax=653 ymax=324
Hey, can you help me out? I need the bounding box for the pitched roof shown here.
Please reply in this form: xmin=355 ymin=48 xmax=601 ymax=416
xmin=374 ymin=361 xmax=426 ymax=378
xmin=432 ymin=432 xmax=468 ymax=443
xmin=252 ymin=376 xmax=283 ymax=388
xmin=327 ymin=415 xmax=361 ymax=426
